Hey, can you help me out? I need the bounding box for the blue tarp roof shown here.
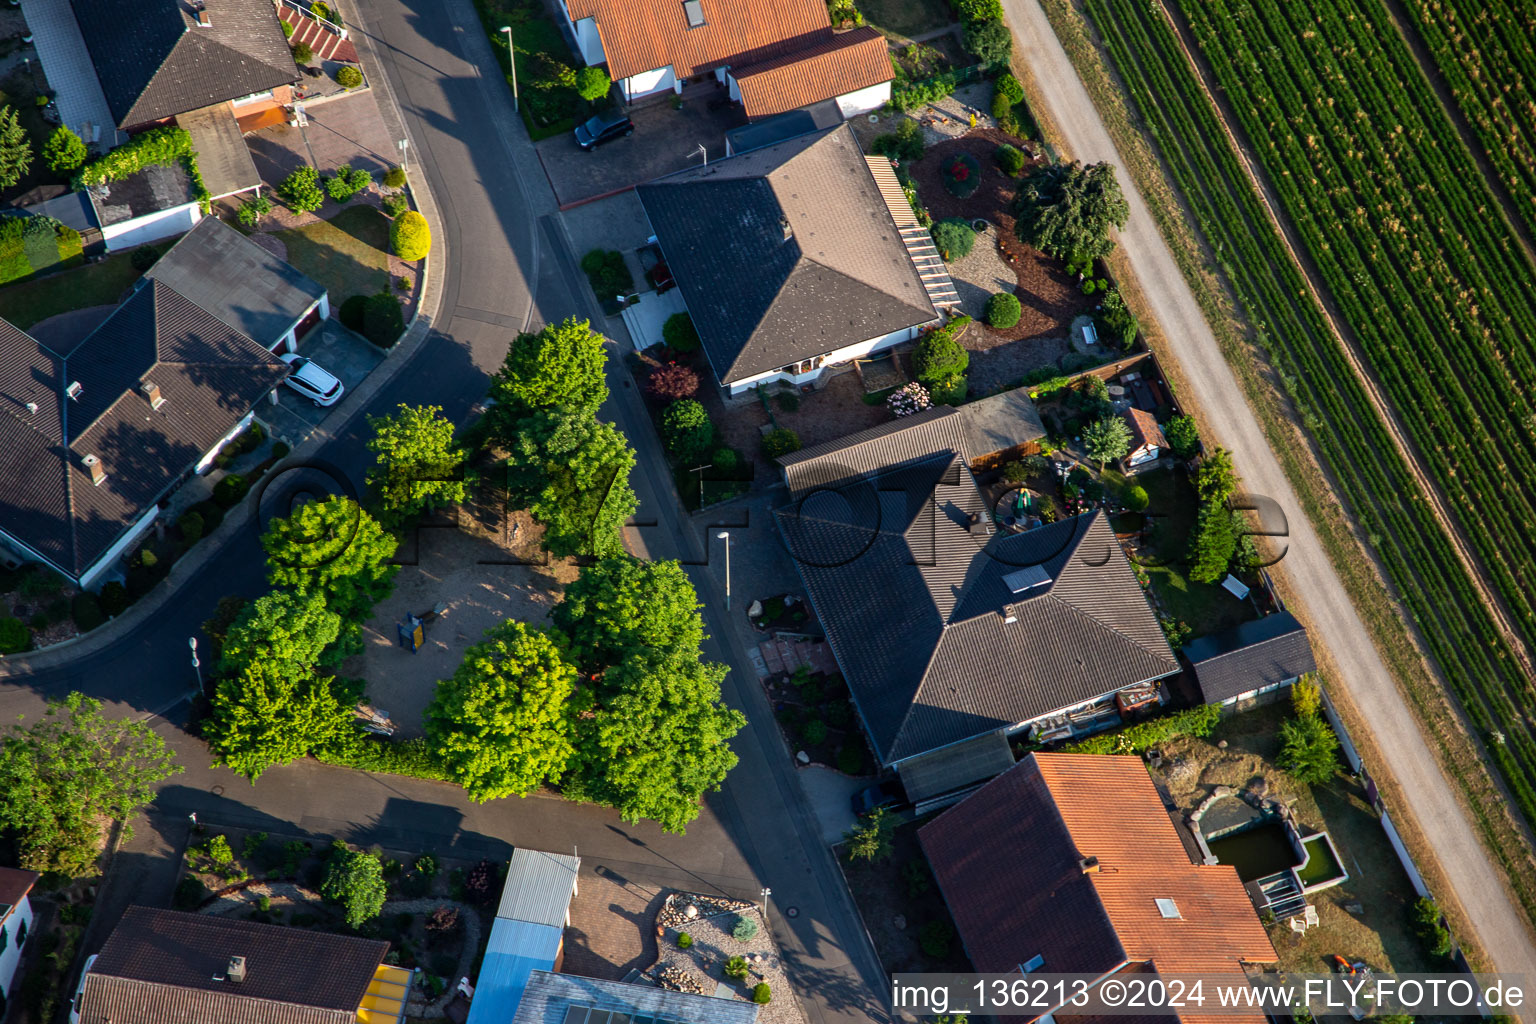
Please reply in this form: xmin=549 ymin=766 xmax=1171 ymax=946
xmin=465 ymin=919 xmax=563 ymax=1024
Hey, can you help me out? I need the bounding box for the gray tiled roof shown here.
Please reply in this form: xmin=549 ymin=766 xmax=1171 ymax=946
xmin=636 ymin=125 xmax=937 ymax=385
xmin=71 ymin=0 xmax=295 ymax=128
xmin=80 ymin=906 xmax=387 ymax=1024
xmin=146 ymin=217 xmax=325 ymax=346
xmin=777 ymin=405 xmax=971 ymax=495
xmin=0 ymin=280 xmax=288 ymax=579
xmin=1184 ymin=611 xmax=1316 ymax=703
xmin=179 ymin=102 xmax=263 ymax=198
xmin=957 ymin=386 xmax=1047 ymax=456
xmin=775 ymin=429 xmax=1178 ymax=765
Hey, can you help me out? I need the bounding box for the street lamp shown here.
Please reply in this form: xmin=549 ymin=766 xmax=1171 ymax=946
xmin=717 ymin=531 xmax=731 ymax=611
xmin=397 ymin=137 xmax=409 ymax=172
xmin=760 ymin=886 xmax=772 ymax=928
xmin=499 ymin=26 xmax=519 ymax=111
xmin=189 ymin=636 xmax=202 ymax=690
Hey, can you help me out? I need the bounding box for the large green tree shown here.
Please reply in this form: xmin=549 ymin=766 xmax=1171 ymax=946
xmin=218 ymin=590 xmax=346 ymax=672
xmin=205 ymin=661 xmax=360 ymax=781
xmin=489 ymin=317 xmax=609 ymax=424
xmin=1082 ymin=414 xmax=1131 ymax=469
xmin=262 ymin=497 xmax=399 ymax=621
xmin=426 ymin=621 xmax=576 ymax=801
xmin=1015 ymin=161 xmax=1128 ymax=261
xmin=1278 ymin=713 xmax=1341 ymax=785
xmin=0 ymin=107 xmax=31 ymax=189
xmin=321 ymin=842 xmax=388 ymax=927
xmin=568 ymin=649 xmax=744 ymax=833
xmin=0 ymin=693 xmax=180 ymax=875
xmin=505 ymin=412 xmax=637 ymax=558
xmin=1188 ymin=501 xmax=1239 ymax=584
xmin=552 ymin=555 xmax=705 ymax=670
xmin=366 ymin=403 xmax=467 ymax=523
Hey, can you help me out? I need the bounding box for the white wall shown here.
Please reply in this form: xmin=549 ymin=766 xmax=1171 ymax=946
xmin=574 ymin=17 xmax=605 ymax=66
xmin=727 ymin=72 xmax=741 ymax=102
xmin=79 ymin=502 xmax=159 ymax=590
xmin=102 ymin=203 xmax=201 ymax=253
xmin=835 ymin=80 xmax=891 ymax=119
xmin=195 ymin=410 xmax=257 ymax=475
xmin=621 ymin=66 xmax=676 ymax=102
xmin=725 ymin=320 xmax=933 ymax=394
xmin=0 ymin=897 xmax=34 ymax=997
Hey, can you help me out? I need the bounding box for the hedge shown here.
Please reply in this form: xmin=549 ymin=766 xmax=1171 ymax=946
xmin=1064 ymin=704 xmax=1222 ymax=755
xmin=75 ymin=127 xmax=210 ymax=207
xmin=0 ymin=216 xmax=82 ymax=286
xmin=391 ymin=210 xmax=431 ymax=260
xmin=315 ymin=734 xmax=454 ymax=782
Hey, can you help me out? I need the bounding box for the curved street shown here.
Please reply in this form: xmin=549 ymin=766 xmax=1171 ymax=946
xmin=0 ymin=0 xmax=891 ymax=1021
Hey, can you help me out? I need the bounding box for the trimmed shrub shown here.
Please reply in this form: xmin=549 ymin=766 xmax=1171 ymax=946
xmin=362 ymin=292 xmax=405 ymax=347
xmin=677 ymin=932 xmax=693 ymax=949
xmin=280 ymin=166 xmax=325 ymax=214
xmin=580 ymin=248 xmax=633 ymax=300
xmin=382 ymin=192 xmax=409 ymax=218
xmin=130 ymin=245 xmax=162 ymax=272
xmin=836 ymin=743 xmax=865 ymax=774
xmin=661 ymin=399 xmax=715 ymax=464
xmin=1066 ymin=704 xmax=1221 ymax=754
xmin=340 ymin=294 xmax=367 ymax=330
xmin=647 ymin=362 xmax=699 ymax=400
xmin=712 ymin=448 xmax=740 ymax=473
xmin=762 ymin=428 xmax=801 ymax=459
xmin=662 ymin=312 xmax=700 ymax=352
xmin=994 ymin=142 xmax=1025 ymax=176
xmin=930 ymin=217 xmax=974 ymax=261
xmin=1123 ymin=485 xmax=1149 ymax=511
xmin=753 ymin=984 xmax=772 ymax=1005
xmin=236 ymin=195 xmax=272 ymax=226
xmin=99 ymin=581 xmax=131 ymax=617
xmin=732 ymin=915 xmax=758 ymax=941
xmin=293 ymin=41 xmax=314 ymax=64
xmin=71 ymin=592 xmax=105 ymax=631
xmin=575 ymin=66 xmax=610 ymax=101
xmin=213 ymin=473 xmax=250 ymax=508
xmin=272 ymin=441 xmax=291 ymax=459
xmin=928 ymin=372 xmax=967 ymax=405
xmin=75 ymin=126 xmax=194 ymax=186
xmin=940 ymin=153 xmax=981 ymax=199
xmin=178 ymin=510 xmax=205 ymax=543
xmin=1098 ymin=287 xmax=1140 ymax=350
xmin=282 ymin=18 xmax=295 ymax=37
xmin=912 ymin=318 xmax=970 ymax=383
xmin=994 ymin=72 xmax=1025 ymax=104
xmin=43 ymin=126 xmax=87 ymax=174
xmin=803 ymin=719 xmax=828 ymax=745
xmin=1165 ymin=414 xmax=1200 ymax=460
xmin=985 ymin=291 xmax=1022 ymax=328
xmin=335 ymin=66 xmax=363 ymax=89
xmin=920 ymin=920 xmax=954 ymax=958
xmin=0 ymin=617 xmax=31 ymax=655
xmin=391 ymin=210 xmax=431 ymax=260
xmin=325 ymin=164 xmax=372 ymax=203
xmin=383 ymin=166 xmax=408 ymax=190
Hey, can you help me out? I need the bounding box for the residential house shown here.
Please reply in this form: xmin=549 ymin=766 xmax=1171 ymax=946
xmin=919 ymin=753 xmax=1277 ymax=1023
xmin=0 ymin=868 xmax=39 ymax=1001
xmin=466 ymin=849 xmax=582 ymax=1024
xmin=513 ymin=972 xmax=759 ymax=1024
xmin=773 ymin=410 xmax=1180 ymax=805
xmin=86 ymin=160 xmax=206 ymax=252
xmin=76 ymin=906 xmax=412 ymax=1024
xmin=636 ymin=125 xmax=958 ymax=395
xmin=1123 ymin=406 xmax=1168 ymax=469
xmin=1185 ymin=611 xmax=1317 ymax=708
xmin=0 ymin=219 xmax=326 ymax=586
xmin=556 ymin=0 xmax=891 ymax=118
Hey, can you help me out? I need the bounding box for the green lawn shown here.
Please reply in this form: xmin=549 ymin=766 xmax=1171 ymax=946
xmin=862 ymin=0 xmax=954 ymax=42
xmin=275 ymin=206 xmax=391 ymax=304
xmin=0 ymin=256 xmax=144 ymax=329
xmin=1133 ymin=466 xmax=1255 ymax=639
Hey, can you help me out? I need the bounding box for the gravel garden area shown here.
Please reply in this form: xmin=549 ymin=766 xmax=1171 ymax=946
xmin=654 ymin=893 xmax=806 ymax=1024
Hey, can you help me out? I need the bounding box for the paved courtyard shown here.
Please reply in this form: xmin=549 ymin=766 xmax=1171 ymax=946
xmin=248 ymin=90 xmax=400 ymax=181
xmin=536 ymin=98 xmax=744 ymax=207
xmin=563 ymin=866 xmax=667 ymax=981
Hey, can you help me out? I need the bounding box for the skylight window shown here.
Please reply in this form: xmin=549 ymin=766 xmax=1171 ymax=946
xmin=682 ymin=0 xmax=705 ymax=27
xmin=1002 ymin=564 xmax=1050 ymax=594
xmin=1155 ymin=898 xmax=1181 ymax=919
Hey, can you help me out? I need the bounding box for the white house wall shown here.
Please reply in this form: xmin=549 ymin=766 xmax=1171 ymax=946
xmin=726 ymin=320 xmax=932 ymax=394
xmin=836 ymin=81 xmax=892 ymax=119
xmin=727 ymin=73 xmax=741 ymax=102
xmin=573 ymin=17 xmax=605 ymax=66
xmin=622 ymin=66 xmax=676 ymax=101
xmin=0 ymin=897 xmax=34 ymax=996
xmin=102 ymin=203 xmax=201 ymax=253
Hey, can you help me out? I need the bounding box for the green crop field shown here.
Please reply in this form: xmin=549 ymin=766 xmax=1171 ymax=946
xmin=1072 ymin=0 xmax=1536 ymax=915
xmin=1402 ymin=0 xmax=1536 ymax=243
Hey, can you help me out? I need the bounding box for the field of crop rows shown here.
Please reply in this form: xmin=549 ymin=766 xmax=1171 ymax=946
xmin=1401 ymin=0 xmax=1536 ymax=243
xmin=1074 ymin=0 xmax=1536 ymax=853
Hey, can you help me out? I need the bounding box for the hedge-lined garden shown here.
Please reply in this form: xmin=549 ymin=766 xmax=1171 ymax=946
xmin=0 ymin=215 xmax=83 ymax=286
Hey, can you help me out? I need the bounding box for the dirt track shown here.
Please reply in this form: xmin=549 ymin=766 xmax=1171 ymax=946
xmin=1000 ymin=0 xmax=1536 ymax=981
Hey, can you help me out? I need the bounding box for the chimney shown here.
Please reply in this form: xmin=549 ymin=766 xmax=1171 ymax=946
xmin=194 ymin=0 xmax=211 ymax=25
xmin=66 ymin=381 xmax=83 ymax=401
xmin=80 ymin=453 xmax=106 ymax=486
xmin=25 ymin=402 xmax=37 ymax=414
xmin=1079 ymin=855 xmax=1100 ymax=874
xmin=780 ymin=216 xmax=792 ymax=241
xmin=139 ymin=380 xmax=166 ymax=410
xmin=227 ymin=956 xmax=247 ymax=983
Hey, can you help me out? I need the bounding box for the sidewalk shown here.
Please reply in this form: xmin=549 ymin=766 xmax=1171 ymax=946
xmin=0 ymin=12 xmax=451 ymax=681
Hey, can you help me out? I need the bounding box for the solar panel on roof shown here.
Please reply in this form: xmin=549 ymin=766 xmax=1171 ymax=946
xmin=1002 ymin=564 xmax=1050 ymax=594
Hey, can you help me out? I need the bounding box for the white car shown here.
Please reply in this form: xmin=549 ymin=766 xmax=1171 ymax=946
xmin=279 ymin=353 xmax=345 ymax=407
xmin=69 ymin=954 xmax=99 ymax=1024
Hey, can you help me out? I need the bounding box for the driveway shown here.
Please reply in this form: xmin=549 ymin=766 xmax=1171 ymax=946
xmin=247 ymin=90 xmax=401 ymax=182
xmin=535 ymin=98 xmax=745 ymax=207
xmin=265 ymin=320 xmax=384 ymax=437
xmin=1001 ymin=0 xmax=1536 ymax=977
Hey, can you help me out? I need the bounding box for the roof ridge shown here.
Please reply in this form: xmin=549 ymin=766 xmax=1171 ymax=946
xmin=1040 ymin=590 xmax=1171 ymax=668
xmin=121 ymin=27 xmax=193 ymax=124
xmin=92 ymin=975 xmax=357 ymax=1017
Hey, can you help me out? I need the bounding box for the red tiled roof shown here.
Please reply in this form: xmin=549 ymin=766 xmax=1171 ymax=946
xmin=920 ymin=753 xmax=1277 ymax=1024
xmin=1124 ymin=406 xmax=1167 ymax=450
xmin=566 ymin=0 xmax=832 ymax=82
xmin=732 ymin=28 xmax=892 ymax=120
xmin=0 ymin=866 xmax=39 ymax=917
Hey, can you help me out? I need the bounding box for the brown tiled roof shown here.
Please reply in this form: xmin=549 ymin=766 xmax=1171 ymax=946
xmin=732 ymin=28 xmax=892 ymax=120
xmin=566 ymin=0 xmax=832 ymax=82
xmin=1124 ymin=407 xmax=1167 ymax=450
xmin=0 ymin=866 xmax=39 ymax=917
xmin=919 ymin=754 xmax=1276 ymax=1024
xmin=79 ymin=906 xmax=388 ymax=1024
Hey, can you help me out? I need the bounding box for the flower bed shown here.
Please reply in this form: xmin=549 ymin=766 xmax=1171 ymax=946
xmin=941 ymin=151 xmax=981 ymax=198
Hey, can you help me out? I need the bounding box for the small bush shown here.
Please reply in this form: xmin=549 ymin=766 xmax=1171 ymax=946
xmin=837 ymin=743 xmax=866 ymax=774
xmin=280 ymin=166 xmax=325 ymax=214
xmin=0 ymin=618 xmax=30 ymax=654
xmin=712 ymin=448 xmax=740 ymax=473
xmin=137 ymin=548 xmax=159 ymax=570
xmin=662 ymin=312 xmax=700 ymax=352
xmin=575 ymin=66 xmax=610 ymax=101
xmin=415 ymin=854 xmax=438 ymax=876
xmin=994 ymin=142 xmax=1025 ymax=176
xmin=920 ymin=920 xmax=954 ymax=958
xmin=732 ymin=914 xmax=758 ymax=941
xmin=100 ymin=581 xmax=131 ymax=617
xmin=888 ymin=381 xmax=931 ymax=416
xmin=335 ymin=65 xmax=363 ymax=89
xmin=130 ymin=245 xmax=162 ymax=272
xmin=362 ymin=292 xmax=405 ymax=347
xmin=71 ymin=592 xmax=105 ymax=631
xmin=272 ymin=441 xmax=291 ymax=459
xmin=235 ymin=195 xmax=273 ymax=227
xmin=1003 ymin=461 xmax=1028 ymax=483
xmin=762 ymin=428 xmax=801 ymax=459
xmin=661 ymin=399 xmax=715 ymax=465
xmin=930 ymin=218 xmax=974 ymax=261
xmin=647 ymin=362 xmax=699 ymax=400
xmin=214 ymin=473 xmax=250 ymax=508
xmin=803 ymin=719 xmax=828 ymax=745
xmin=396 ymin=275 xmax=410 ymax=291
xmin=43 ymin=126 xmax=88 ymax=174
xmin=204 ymin=834 xmax=235 ymax=869
xmin=427 ymin=905 xmax=459 ymax=933
xmin=993 ymin=96 xmax=1020 ymax=138
xmin=953 ymin=0 xmax=1001 ymax=21
xmin=391 ymin=210 xmax=431 ymax=260
xmin=753 ymin=983 xmax=772 ymax=1004
xmin=173 ymin=874 xmax=206 ymax=910
xmin=724 ymin=956 xmax=749 ymax=980
xmin=940 ymin=153 xmax=981 ymax=199
xmin=293 ymin=41 xmax=314 ymax=64
xmin=1123 ymin=485 xmax=1150 ymax=512
xmin=1165 ymin=414 xmax=1200 ymax=460
xmin=676 ymin=932 xmax=693 ymax=949
xmin=340 ymin=294 xmax=367 ymax=330
xmin=994 ymin=72 xmax=1025 ymax=104
xmin=774 ymin=389 xmax=799 ymax=412
xmin=28 ymin=612 xmax=47 ymax=632
xmin=870 ymin=117 xmax=924 ymax=164
xmin=282 ymin=19 xmax=295 ymax=36
xmin=383 ymin=166 xmax=407 ymax=190
xmin=985 ymin=291 xmax=1021 ymax=328
xmin=382 ymin=192 xmax=410 ymax=218
xmin=325 ymin=164 xmax=372 ymax=203
xmin=179 ymin=510 xmax=205 ymax=543
xmin=464 ymin=859 xmax=498 ymax=904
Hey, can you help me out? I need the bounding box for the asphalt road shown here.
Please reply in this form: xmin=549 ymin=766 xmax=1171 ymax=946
xmin=1001 ymin=0 xmax=1536 ymax=978
xmin=0 ymin=0 xmax=891 ymax=1019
